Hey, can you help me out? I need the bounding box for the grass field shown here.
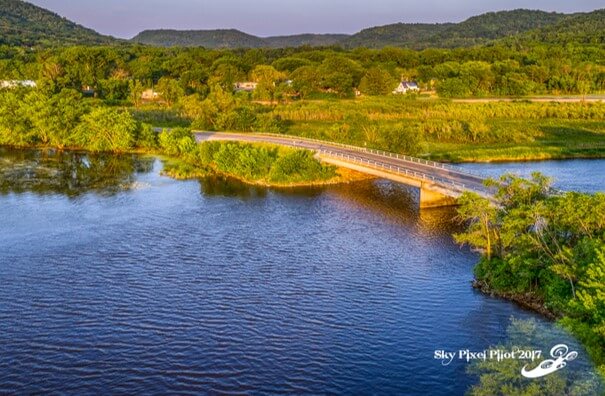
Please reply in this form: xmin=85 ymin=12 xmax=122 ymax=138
xmin=133 ymin=96 xmax=605 ymax=162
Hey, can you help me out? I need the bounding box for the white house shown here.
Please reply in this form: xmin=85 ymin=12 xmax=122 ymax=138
xmin=234 ymin=82 xmax=258 ymax=92
xmin=0 ymin=80 xmax=37 ymax=89
xmin=141 ymin=88 xmax=160 ymax=100
xmin=392 ymin=81 xmax=420 ymax=94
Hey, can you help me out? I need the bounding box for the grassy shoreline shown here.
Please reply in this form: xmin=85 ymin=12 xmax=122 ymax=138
xmin=161 ymin=155 xmax=372 ymax=187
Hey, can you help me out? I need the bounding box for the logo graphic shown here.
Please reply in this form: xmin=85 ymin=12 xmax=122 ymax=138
xmin=521 ymin=344 xmax=578 ymax=379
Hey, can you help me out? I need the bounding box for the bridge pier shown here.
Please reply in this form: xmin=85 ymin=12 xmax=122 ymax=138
xmin=419 ymin=186 xmax=458 ymax=209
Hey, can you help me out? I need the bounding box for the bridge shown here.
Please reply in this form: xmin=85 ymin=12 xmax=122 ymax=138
xmin=195 ymin=131 xmax=492 ymax=208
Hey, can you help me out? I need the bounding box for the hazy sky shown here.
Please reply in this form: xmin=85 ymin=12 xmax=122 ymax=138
xmin=29 ymin=0 xmax=603 ymax=39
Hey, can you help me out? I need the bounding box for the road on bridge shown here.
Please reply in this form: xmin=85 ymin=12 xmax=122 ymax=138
xmin=194 ymin=131 xmax=491 ymax=196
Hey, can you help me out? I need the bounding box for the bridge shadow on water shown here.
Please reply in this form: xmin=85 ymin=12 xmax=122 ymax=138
xmin=196 ymin=175 xmax=464 ymax=237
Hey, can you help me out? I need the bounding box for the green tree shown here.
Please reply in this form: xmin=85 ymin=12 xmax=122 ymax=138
xmin=73 ymin=108 xmax=138 ymax=152
xmin=128 ymin=79 xmax=145 ymax=108
xmin=454 ymin=192 xmax=499 ymax=260
xmin=359 ymin=67 xmax=397 ymax=96
xmin=156 ymin=77 xmax=185 ymax=106
xmin=251 ymin=65 xmax=285 ymax=102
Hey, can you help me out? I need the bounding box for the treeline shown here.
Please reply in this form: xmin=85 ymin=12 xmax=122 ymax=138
xmin=0 ymin=42 xmax=603 ymax=100
xmin=0 ymin=88 xmax=156 ymax=151
xmin=0 ymin=87 xmax=334 ymax=185
xmin=455 ymin=174 xmax=605 ymax=378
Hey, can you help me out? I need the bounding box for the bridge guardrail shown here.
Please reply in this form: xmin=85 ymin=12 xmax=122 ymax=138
xmin=240 ymin=132 xmax=487 ymax=179
xmin=318 ymin=149 xmax=488 ymax=194
xmin=194 ymin=130 xmax=492 ymax=195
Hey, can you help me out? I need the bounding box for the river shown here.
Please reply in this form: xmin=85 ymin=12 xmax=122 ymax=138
xmin=0 ymin=148 xmax=603 ymax=394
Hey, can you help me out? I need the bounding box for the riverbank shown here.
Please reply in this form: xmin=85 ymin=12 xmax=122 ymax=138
xmin=0 ymin=137 xmax=371 ymax=189
xmin=472 ymin=279 xmax=558 ymax=321
xmin=455 ymin=179 xmax=605 ymax=379
xmin=162 ymin=156 xmax=372 ymax=187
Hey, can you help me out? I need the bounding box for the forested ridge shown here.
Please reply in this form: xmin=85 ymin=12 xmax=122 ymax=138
xmin=2 ymin=1 xmax=603 ymax=49
xmin=0 ymin=0 xmax=118 ymax=47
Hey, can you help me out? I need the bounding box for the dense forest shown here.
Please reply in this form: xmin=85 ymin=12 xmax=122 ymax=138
xmin=132 ymin=30 xmax=348 ymax=49
xmin=0 ymin=0 xmax=118 ymax=47
xmin=1 ymin=42 xmax=603 ymax=100
xmin=343 ymin=9 xmax=567 ymax=49
xmin=0 ymin=38 xmax=604 ymax=161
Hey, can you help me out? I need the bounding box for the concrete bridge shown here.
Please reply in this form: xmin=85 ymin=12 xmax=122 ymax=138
xmin=195 ymin=131 xmax=492 ymax=208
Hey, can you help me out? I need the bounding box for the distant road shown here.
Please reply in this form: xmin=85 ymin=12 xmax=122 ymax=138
xmin=452 ymin=95 xmax=605 ymax=103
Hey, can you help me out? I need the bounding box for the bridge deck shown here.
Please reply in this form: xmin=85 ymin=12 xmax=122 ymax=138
xmin=195 ymin=131 xmax=492 ymax=198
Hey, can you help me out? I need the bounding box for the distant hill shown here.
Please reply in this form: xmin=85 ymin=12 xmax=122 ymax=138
xmin=0 ymin=0 xmax=118 ymax=46
xmin=430 ymin=9 xmax=567 ymax=48
xmin=132 ymin=29 xmax=348 ymax=49
xmin=341 ymin=23 xmax=452 ymax=49
xmin=131 ymin=9 xmax=588 ymax=49
xmin=132 ymin=29 xmax=265 ymax=48
xmin=263 ymin=34 xmax=349 ymax=48
xmin=2 ymin=2 xmax=603 ymax=50
xmin=512 ymin=9 xmax=605 ymax=45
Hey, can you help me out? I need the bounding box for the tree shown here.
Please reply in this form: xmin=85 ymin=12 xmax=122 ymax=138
xmin=26 ymin=89 xmax=88 ymax=147
xmin=576 ymin=246 xmax=605 ymax=324
xmin=290 ymin=66 xmax=320 ymax=99
xmin=455 ymin=192 xmax=500 ymax=260
xmin=73 ymin=108 xmax=138 ymax=152
xmin=437 ymin=78 xmax=472 ymax=98
xmin=158 ymin=127 xmax=197 ymax=157
xmin=128 ymin=79 xmax=145 ymax=108
xmin=156 ymin=77 xmax=184 ymax=106
xmin=250 ymin=65 xmax=285 ymax=102
xmin=359 ymin=67 xmax=397 ymax=96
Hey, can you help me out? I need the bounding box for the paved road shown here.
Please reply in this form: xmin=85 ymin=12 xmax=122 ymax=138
xmin=195 ymin=131 xmax=491 ymax=196
xmin=452 ymin=95 xmax=605 ymax=104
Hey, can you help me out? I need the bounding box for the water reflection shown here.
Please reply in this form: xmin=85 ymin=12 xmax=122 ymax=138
xmin=0 ymin=147 xmax=154 ymax=197
xmin=1 ymin=147 xmax=603 ymax=395
xmin=326 ymin=179 xmax=461 ymax=236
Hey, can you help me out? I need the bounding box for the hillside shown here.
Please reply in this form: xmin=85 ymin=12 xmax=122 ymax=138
xmin=132 ymin=29 xmax=265 ymax=48
xmin=514 ymin=9 xmax=605 ymax=45
xmin=130 ymin=9 xmax=585 ymax=49
xmin=263 ymin=34 xmax=349 ymax=48
xmin=0 ymin=0 xmax=117 ymax=46
xmin=132 ymin=30 xmax=348 ymax=48
xmin=342 ymin=23 xmax=452 ymax=49
xmin=431 ymin=9 xmax=566 ymax=47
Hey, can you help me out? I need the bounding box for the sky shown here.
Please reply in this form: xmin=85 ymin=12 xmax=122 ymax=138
xmin=29 ymin=0 xmax=604 ymax=39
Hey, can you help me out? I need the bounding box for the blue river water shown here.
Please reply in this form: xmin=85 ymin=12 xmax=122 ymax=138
xmin=0 ymin=149 xmax=603 ymax=394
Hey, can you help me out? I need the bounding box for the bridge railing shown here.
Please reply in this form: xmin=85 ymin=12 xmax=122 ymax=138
xmin=243 ymin=132 xmax=486 ymax=179
xmin=317 ymin=149 xmax=489 ymax=195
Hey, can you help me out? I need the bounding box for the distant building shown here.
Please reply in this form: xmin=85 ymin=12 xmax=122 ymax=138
xmin=81 ymin=85 xmax=95 ymax=97
xmin=141 ymin=89 xmax=159 ymax=100
xmin=0 ymin=80 xmax=37 ymax=89
xmin=392 ymin=81 xmax=420 ymax=94
xmin=234 ymin=82 xmax=258 ymax=92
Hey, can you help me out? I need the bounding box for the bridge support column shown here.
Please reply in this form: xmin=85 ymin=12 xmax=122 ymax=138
xmin=419 ymin=186 xmax=457 ymax=209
